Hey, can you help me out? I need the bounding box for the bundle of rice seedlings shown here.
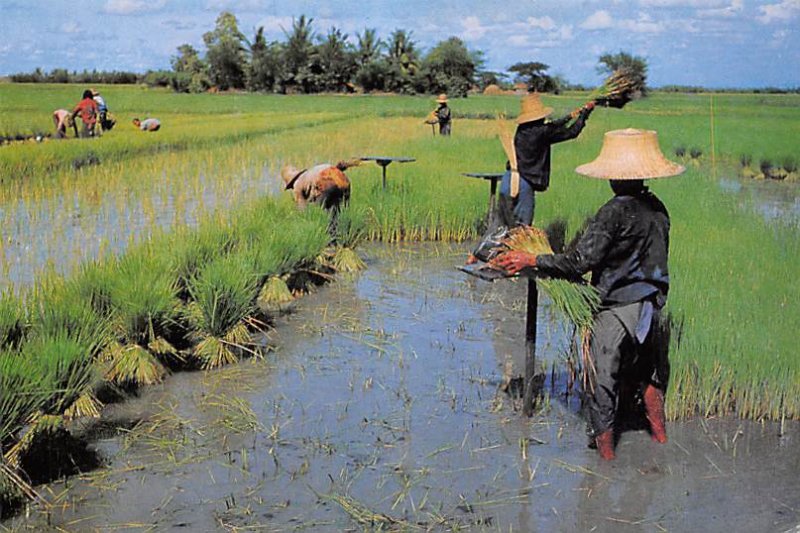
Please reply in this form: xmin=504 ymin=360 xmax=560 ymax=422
xmin=103 ymin=253 xmax=181 ymax=385
xmin=590 ymin=67 xmax=645 ymax=108
xmin=257 ymin=275 xmax=294 ymax=308
xmin=500 ymin=226 xmax=601 ymax=330
xmin=331 ymin=246 xmax=367 ymax=273
xmin=185 ymin=254 xmax=260 ymax=370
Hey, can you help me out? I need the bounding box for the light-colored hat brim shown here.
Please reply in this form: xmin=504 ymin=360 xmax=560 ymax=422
xmin=576 ymin=128 xmax=685 ymax=180
xmin=516 ymin=107 xmax=553 ymax=124
xmin=436 ymin=98 xmax=448 ymax=103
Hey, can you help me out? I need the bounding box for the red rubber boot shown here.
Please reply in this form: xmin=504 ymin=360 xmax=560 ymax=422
xmin=595 ymin=430 xmax=615 ymax=461
xmin=644 ymin=384 xmax=667 ymax=443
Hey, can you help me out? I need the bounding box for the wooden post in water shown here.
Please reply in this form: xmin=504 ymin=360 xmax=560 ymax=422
xmin=523 ymin=277 xmax=539 ymax=416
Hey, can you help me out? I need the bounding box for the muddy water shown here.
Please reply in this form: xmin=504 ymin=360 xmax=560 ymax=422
xmin=7 ymin=244 xmax=800 ymax=532
xmin=719 ymin=176 xmax=800 ymax=225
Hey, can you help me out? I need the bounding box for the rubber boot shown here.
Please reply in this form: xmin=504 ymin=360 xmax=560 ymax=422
xmin=644 ymin=384 xmax=667 ymax=443
xmin=595 ymin=430 xmax=615 ymax=461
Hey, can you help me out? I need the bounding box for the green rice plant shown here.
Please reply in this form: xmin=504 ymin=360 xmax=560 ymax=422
xmin=185 ymin=254 xmax=260 ymax=369
xmin=0 ymin=291 xmax=26 ymax=350
xmin=170 ymin=219 xmax=235 ymax=299
xmin=0 ymin=351 xmax=47 ymax=447
xmin=739 ymin=153 xmax=752 ymax=168
xmin=103 ymin=251 xmax=182 ymax=385
xmin=674 ymin=146 xmax=686 ymax=158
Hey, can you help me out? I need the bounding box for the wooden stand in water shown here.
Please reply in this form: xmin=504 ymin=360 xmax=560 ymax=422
xmin=523 ymin=277 xmax=539 ymax=416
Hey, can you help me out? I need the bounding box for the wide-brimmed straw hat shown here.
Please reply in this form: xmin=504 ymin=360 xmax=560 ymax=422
xmin=436 ymin=93 xmax=448 ymax=103
xmin=576 ymin=128 xmax=685 ymax=180
xmin=281 ymin=164 xmax=306 ymax=190
xmin=516 ymin=93 xmax=553 ymax=124
xmin=90 ymin=88 xmax=99 ymax=96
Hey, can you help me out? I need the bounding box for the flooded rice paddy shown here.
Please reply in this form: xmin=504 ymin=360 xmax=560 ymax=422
xmin=5 ymin=244 xmax=799 ymax=532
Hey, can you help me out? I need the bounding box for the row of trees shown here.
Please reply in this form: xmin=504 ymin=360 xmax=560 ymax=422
xmin=157 ymin=12 xmax=483 ymax=96
xmin=8 ymin=10 xmax=657 ymax=97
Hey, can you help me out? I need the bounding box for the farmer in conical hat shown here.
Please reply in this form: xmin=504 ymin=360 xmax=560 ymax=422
xmin=500 ymin=92 xmax=594 ymax=226
xmin=281 ymin=161 xmax=355 ymax=211
xmin=432 ymin=94 xmax=451 ymax=136
xmin=493 ymin=129 xmax=685 ymax=460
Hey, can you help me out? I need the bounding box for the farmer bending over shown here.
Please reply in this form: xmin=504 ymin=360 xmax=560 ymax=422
xmin=133 ymin=117 xmax=160 ymax=131
xmin=493 ymin=129 xmax=685 ymax=460
xmin=52 ymin=109 xmax=73 ymax=139
xmin=71 ymin=89 xmax=98 ymax=138
xmin=281 ymin=161 xmax=355 ymax=211
xmin=501 ymin=93 xmax=594 ymax=227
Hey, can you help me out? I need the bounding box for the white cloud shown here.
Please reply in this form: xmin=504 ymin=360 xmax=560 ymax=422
xmin=757 ymin=0 xmax=800 ymax=23
xmin=618 ymin=13 xmax=665 ymax=33
xmin=461 ymin=16 xmax=488 ymax=39
xmin=526 ymin=16 xmax=556 ymax=30
xmin=61 ymin=21 xmax=84 ymax=35
xmin=697 ymin=0 xmax=743 ymax=18
xmin=580 ymin=10 xmax=664 ymax=32
xmin=581 ymin=10 xmax=614 ymax=30
xmin=640 ymin=0 xmax=727 ymax=6
xmin=256 ymin=15 xmax=294 ymax=34
xmin=507 ymin=35 xmax=530 ymax=47
xmin=103 ymin=0 xmax=165 ymax=15
xmin=770 ymin=28 xmax=790 ymax=46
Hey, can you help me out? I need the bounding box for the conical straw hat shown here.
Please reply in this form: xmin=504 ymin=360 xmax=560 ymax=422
xmin=436 ymin=93 xmax=449 ymax=103
xmin=516 ymin=93 xmax=553 ymax=124
xmin=575 ymin=128 xmax=685 ymax=180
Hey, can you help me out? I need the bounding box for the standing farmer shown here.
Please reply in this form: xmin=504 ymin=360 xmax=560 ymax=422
xmin=493 ymin=129 xmax=685 ymax=460
xmin=71 ymin=89 xmax=98 ymax=138
xmin=433 ymin=94 xmax=451 ymax=136
xmin=500 ymin=93 xmax=594 ymax=226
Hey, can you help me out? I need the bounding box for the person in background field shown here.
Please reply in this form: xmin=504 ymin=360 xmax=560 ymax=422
xmin=500 ymin=93 xmax=594 ymax=227
xmin=280 ymin=161 xmax=355 ymax=212
xmin=71 ymin=89 xmax=98 ymax=138
xmin=433 ymin=94 xmax=451 ymax=136
xmin=492 ymin=129 xmax=685 ymax=461
xmin=52 ymin=109 xmax=73 ymax=139
xmin=91 ymin=88 xmax=115 ymax=132
xmin=132 ymin=117 xmax=161 ymax=131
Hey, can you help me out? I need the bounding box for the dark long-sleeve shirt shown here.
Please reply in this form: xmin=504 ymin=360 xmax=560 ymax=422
xmin=514 ymin=107 xmax=591 ymax=191
xmin=436 ymin=105 xmax=451 ymax=125
xmin=535 ymin=189 xmax=670 ymax=308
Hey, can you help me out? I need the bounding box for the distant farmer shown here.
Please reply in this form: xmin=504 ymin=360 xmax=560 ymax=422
xmin=493 ymin=129 xmax=685 ymax=460
xmin=500 ymin=93 xmax=594 ymax=226
xmin=281 ymin=161 xmax=355 ymax=212
xmin=71 ymin=89 xmax=98 ymax=138
xmin=52 ymin=109 xmax=73 ymax=139
xmin=433 ymin=94 xmax=451 ymax=136
xmin=91 ymin=89 xmax=115 ymax=132
xmin=132 ymin=118 xmax=160 ymax=131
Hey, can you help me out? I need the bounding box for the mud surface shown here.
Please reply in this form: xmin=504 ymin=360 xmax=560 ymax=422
xmin=5 ymin=244 xmax=800 ymax=532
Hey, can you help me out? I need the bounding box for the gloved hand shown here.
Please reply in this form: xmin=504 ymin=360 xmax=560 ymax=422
xmin=491 ymin=251 xmax=537 ymax=275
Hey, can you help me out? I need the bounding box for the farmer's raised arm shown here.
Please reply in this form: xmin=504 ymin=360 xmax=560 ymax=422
xmin=548 ymin=104 xmax=594 ymax=144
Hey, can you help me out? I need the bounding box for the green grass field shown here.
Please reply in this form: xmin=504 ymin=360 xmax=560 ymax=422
xmin=0 ymin=82 xmax=798 ymax=465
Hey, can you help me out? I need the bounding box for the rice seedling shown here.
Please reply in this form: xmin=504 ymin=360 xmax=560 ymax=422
xmin=589 ymin=67 xmax=645 ymax=108
xmin=102 ymin=251 xmax=182 ymax=385
xmin=185 ymin=254 xmax=261 ymax=369
xmin=0 ymin=291 xmax=26 ymax=350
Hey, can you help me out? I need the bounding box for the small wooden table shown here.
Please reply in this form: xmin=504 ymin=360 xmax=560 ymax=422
xmin=360 ymin=156 xmax=417 ymax=190
xmin=462 ymin=172 xmax=505 ymax=221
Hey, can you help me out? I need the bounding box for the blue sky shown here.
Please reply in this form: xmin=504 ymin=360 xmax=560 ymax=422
xmin=1 ymin=0 xmax=798 ymax=88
